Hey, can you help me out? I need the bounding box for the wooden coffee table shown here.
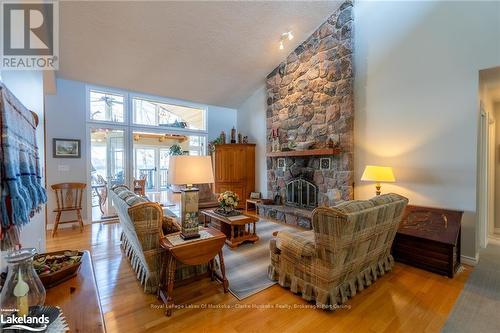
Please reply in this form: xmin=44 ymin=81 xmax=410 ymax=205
xmin=201 ymin=210 xmax=259 ymax=248
xmin=158 ymin=227 xmax=228 ymax=316
xmin=45 ymin=251 xmax=105 ymax=332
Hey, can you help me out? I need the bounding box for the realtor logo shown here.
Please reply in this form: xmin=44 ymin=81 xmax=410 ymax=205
xmin=1 ymin=1 xmax=59 ymax=70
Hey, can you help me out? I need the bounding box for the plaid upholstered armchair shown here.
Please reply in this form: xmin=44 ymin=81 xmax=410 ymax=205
xmin=268 ymin=193 xmax=408 ymax=309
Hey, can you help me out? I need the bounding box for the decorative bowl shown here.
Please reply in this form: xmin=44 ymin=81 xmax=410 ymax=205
xmin=34 ymin=250 xmax=83 ymax=289
xmin=295 ymin=141 xmax=315 ymax=150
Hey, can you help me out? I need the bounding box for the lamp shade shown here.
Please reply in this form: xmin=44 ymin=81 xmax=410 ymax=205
xmin=168 ymin=155 xmax=214 ymax=185
xmin=361 ymin=165 xmax=395 ymax=182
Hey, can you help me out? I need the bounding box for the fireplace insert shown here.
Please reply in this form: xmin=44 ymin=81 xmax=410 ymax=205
xmin=285 ymin=178 xmax=317 ymax=209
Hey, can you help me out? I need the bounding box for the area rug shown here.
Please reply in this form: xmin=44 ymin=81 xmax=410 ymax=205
xmin=442 ymin=242 xmax=500 ymax=332
xmin=221 ymin=220 xmax=297 ymax=300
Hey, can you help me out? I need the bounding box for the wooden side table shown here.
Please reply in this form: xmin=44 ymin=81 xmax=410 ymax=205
xmin=245 ymin=198 xmax=262 ymax=212
xmin=158 ymin=227 xmax=228 ymax=316
xmin=392 ymin=205 xmax=463 ymax=278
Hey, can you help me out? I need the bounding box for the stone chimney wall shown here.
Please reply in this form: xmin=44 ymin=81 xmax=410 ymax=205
xmin=266 ymin=0 xmax=354 ymax=206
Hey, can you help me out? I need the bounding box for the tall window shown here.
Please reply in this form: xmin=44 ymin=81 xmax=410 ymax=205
xmin=132 ymin=97 xmax=206 ymax=131
xmin=89 ymin=90 xmax=124 ymax=122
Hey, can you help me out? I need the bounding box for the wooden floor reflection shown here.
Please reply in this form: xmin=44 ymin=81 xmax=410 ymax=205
xmin=46 ymin=222 xmax=470 ymax=333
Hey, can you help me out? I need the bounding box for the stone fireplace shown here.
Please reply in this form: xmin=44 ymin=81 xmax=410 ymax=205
xmin=259 ymin=0 xmax=354 ymax=229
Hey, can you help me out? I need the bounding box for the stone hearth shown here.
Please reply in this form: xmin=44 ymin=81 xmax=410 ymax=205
xmin=264 ymin=0 xmax=354 ymax=229
xmin=256 ymin=202 xmax=313 ymax=229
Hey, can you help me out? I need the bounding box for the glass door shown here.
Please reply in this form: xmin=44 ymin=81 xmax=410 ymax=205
xmin=90 ymin=128 xmax=125 ymax=221
xmin=134 ymin=147 xmax=157 ymax=191
xmin=130 ymin=131 xmax=208 ymax=197
xmin=159 ymin=148 xmax=170 ymax=190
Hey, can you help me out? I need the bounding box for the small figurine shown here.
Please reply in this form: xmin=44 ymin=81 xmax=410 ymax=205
xmin=270 ymin=128 xmax=281 ymax=152
xmin=220 ymin=131 xmax=226 ymax=144
xmin=230 ymin=127 xmax=236 ymax=143
xmin=238 ymin=133 xmax=243 ymax=144
xmin=287 ymin=134 xmax=297 ymax=150
xmin=327 ymin=138 xmax=334 ymax=148
xmin=242 ymin=136 xmax=249 ymax=144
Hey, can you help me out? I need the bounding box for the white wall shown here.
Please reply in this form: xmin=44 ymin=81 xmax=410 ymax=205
xmin=207 ymin=104 xmax=238 ymax=142
xmin=1 ymin=71 xmax=46 ymax=252
xmin=45 ymin=79 xmax=87 ymax=227
xmin=44 ymin=78 xmax=237 ymax=227
xmin=353 ymin=1 xmax=500 ymax=258
xmin=237 ymin=85 xmax=268 ymax=198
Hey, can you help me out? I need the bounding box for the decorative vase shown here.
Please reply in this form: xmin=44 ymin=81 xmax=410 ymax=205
xmin=0 ymin=248 xmax=46 ymax=316
xmin=223 ymin=205 xmax=234 ymax=213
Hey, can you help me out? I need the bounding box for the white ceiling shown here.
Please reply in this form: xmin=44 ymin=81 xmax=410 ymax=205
xmin=58 ymin=1 xmax=342 ymax=108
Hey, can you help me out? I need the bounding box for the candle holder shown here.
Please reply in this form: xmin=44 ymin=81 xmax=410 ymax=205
xmin=0 ymin=248 xmax=46 ymax=317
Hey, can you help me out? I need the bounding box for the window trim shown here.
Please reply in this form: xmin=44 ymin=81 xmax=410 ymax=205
xmin=86 ymin=85 xmax=129 ymax=125
xmin=85 ymin=84 xmax=210 ymax=222
xmin=86 ymin=85 xmax=209 ymax=136
xmin=129 ymin=92 xmax=208 ymax=134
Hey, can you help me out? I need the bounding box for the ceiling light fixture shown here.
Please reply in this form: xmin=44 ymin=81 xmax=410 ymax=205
xmin=279 ymin=31 xmax=293 ymax=50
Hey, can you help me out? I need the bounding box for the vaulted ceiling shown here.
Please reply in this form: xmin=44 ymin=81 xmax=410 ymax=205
xmin=58 ymin=1 xmax=342 ymax=108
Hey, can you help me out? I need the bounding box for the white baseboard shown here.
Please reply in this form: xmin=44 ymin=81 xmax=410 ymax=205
xmin=461 ymin=254 xmax=479 ymax=266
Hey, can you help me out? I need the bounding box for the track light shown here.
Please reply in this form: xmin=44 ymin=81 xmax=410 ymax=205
xmin=279 ymin=31 xmax=293 ymax=50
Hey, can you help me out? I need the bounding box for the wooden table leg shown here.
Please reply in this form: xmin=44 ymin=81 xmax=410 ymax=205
xmin=209 ymin=259 xmax=216 ymax=281
xmin=165 ymin=254 xmax=176 ymax=316
xmin=218 ymin=250 xmax=229 ymax=293
xmin=158 ymin=255 xmax=165 ymax=300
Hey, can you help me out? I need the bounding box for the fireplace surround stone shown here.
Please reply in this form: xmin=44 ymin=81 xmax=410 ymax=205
xmin=266 ymin=0 xmax=354 ymax=217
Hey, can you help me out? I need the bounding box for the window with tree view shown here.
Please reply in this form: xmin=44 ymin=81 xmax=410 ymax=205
xmin=132 ymin=97 xmax=206 ymax=130
xmin=89 ymin=90 xmax=124 ymax=122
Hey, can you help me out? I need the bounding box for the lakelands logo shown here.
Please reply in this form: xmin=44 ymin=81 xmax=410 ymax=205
xmin=0 ymin=313 xmax=49 ymax=331
xmin=1 ymin=0 xmax=59 ymax=70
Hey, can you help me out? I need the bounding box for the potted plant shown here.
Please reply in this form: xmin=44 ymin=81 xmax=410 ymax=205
xmin=169 ymin=144 xmax=183 ymax=156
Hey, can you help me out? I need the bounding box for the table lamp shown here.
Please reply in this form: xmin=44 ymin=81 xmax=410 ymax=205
xmin=361 ymin=165 xmax=395 ymax=196
xmin=168 ymin=155 xmax=214 ymax=239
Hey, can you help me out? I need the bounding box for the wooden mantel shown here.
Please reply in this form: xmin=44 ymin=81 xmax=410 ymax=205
xmin=266 ymin=148 xmax=341 ymax=158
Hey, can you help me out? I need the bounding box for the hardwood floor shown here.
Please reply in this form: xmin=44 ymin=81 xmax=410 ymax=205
xmin=46 ymin=222 xmax=469 ymax=333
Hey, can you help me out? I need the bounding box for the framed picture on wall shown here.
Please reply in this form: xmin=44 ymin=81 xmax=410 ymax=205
xmin=320 ymin=157 xmax=331 ymax=170
xmin=277 ymin=158 xmax=286 ymax=171
xmin=53 ymin=138 xmax=81 ymax=158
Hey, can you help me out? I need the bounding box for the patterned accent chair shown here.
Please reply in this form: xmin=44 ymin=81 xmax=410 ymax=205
xmin=268 ymin=193 xmax=408 ymax=309
xmin=110 ymin=185 xmax=206 ymax=293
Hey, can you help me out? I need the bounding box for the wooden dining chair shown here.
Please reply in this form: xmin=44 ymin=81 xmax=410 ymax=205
xmin=133 ymin=174 xmax=147 ymax=196
xmin=51 ymin=182 xmax=86 ymax=237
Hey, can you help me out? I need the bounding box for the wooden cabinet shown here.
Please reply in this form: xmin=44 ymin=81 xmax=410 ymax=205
xmin=213 ymin=144 xmax=255 ymax=208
